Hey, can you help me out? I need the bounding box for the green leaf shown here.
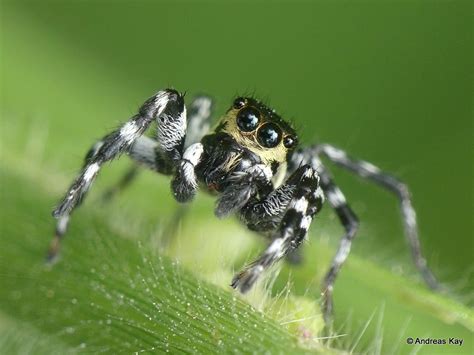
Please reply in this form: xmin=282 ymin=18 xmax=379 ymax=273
xmin=0 ymin=167 xmax=321 ymax=354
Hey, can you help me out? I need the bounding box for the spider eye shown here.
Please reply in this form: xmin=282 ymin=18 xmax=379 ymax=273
xmin=237 ymin=107 xmax=260 ymax=132
xmin=283 ymin=135 xmax=297 ymax=149
xmin=233 ymin=97 xmax=246 ymax=109
xmin=257 ymin=123 xmax=282 ymax=148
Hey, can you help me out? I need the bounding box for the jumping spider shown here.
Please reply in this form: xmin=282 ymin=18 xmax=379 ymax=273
xmin=49 ymin=89 xmax=439 ymax=322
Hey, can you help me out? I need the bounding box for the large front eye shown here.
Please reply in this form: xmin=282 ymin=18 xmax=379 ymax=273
xmin=257 ymin=123 xmax=282 ymax=148
xmin=237 ymin=107 xmax=260 ymax=132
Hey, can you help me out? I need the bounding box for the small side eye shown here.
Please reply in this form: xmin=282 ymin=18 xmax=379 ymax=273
xmin=233 ymin=97 xmax=246 ymax=109
xmin=257 ymin=123 xmax=282 ymax=148
xmin=237 ymin=107 xmax=260 ymax=132
xmin=283 ymin=135 xmax=297 ymax=148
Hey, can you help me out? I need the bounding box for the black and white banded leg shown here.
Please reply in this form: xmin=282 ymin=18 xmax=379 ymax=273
xmin=318 ymin=171 xmax=359 ymax=323
xmin=101 ymin=95 xmax=214 ymax=203
xmin=184 ymin=95 xmax=213 ymax=148
xmin=101 ymin=134 xmax=177 ymax=202
xmin=315 ymin=143 xmax=439 ymax=290
xmin=171 ymin=142 xmax=204 ymax=203
xmin=48 ymin=89 xmax=187 ymax=261
xmin=240 ymin=165 xmax=318 ymax=233
xmin=240 ymin=166 xmax=325 ymax=265
xmin=232 ymin=165 xmax=324 ymax=292
xmin=162 ymin=95 xmax=213 ymax=238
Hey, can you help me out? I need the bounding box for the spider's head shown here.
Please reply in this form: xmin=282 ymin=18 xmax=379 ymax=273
xmin=215 ymin=97 xmax=298 ymax=166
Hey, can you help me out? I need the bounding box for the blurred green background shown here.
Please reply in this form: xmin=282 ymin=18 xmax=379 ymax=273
xmin=1 ymin=0 xmax=472 ymax=354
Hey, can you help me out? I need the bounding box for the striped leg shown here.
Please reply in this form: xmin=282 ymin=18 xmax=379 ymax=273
xmin=48 ymin=89 xmax=186 ymax=261
xmin=318 ymin=171 xmax=359 ymax=322
xmin=315 ymin=144 xmax=439 ymax=290
xmin=288 ymin=148 xmax=359 ymax=321
xmin=101 ymin=134 xmax=176 ymax=202
xmin=240 ymin=165 xmax=314 ymax=233
xmin=231 ymin=165 xmax=324 ymax=293
xmin=169 ymin=95 xmax=213 ymax=203
xmin=101 ymin=95 xmax=214 ymax=203
xmin=184 ymin=95 xmax=213 ymax=149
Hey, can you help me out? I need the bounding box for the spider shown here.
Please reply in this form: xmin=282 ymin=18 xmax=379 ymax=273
xmin=49 ymin=88 xmax=439 ymax=322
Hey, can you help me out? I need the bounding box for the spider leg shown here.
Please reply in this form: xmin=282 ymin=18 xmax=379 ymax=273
xmin=160 ymin=95 xmax=212 ymax=237
xmin=289 ymin=143 xmax=439 ymax=322
xmin=101 ymin=95 xmax=214 ymax=203
xmin=100 ymin=135 xmax=175 ymax=203
xmin=314 ymin=143 xmax=439 ymax=290
xmin=240 ymin=165 xmax=322 ymax=265
xmin=170 ymin=142 xmax=204 ymax=203
xmin=240 ymin=165 xmax=313 ymax=232
xmin=48 ymin=89 xmax=186 ymax=261
xmin=319 ymin=171 xmax=359 ymax=323
xmin=215 ymin=163 xmax=273 ymax=219
xmin=184 ymin=95 xmax=214 ymax=149
xmin=232 ymin=165 xmax=323 ymax=293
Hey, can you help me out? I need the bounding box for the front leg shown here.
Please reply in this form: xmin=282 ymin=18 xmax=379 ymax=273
xmin=49 ymin=89 xmax=186 ymax=260
xmin=232 ymin=165 xmax=324 ymax=292
xmin=171 ymin=143 xmax=204 ymax=202
xmin=215 ymin=164 xmax=273 ymax=218
xmin=240 ymin=164 xmax=320 ymax=233
xmin=53 ymin=89 xmax=185 ymax=219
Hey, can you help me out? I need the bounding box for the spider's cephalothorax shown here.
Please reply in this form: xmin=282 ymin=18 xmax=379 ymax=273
xmin=49 ymin=88 xmax=440 ymax=323
xmin=193 ymin=97 xmax=298 ymax=200
xmin=217 ymin=97 xmax=298 ymax=165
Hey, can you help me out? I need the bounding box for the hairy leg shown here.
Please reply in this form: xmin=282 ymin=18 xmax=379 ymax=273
xmin=232 ymin=165 xmax=324 ymax=292
xmin=48 ymin=89 xmax=186 ymax=261
xmin=314 ymin=143 xmax=439 ymax=290
xmin=101 ymin=95 xmax=214 ymax=203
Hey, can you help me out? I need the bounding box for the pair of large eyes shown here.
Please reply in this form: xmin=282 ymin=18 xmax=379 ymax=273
xmin=235 ymin=104 xmax=296 ymax=149
xmin=237 ymin=107 xmax=281 ymax=148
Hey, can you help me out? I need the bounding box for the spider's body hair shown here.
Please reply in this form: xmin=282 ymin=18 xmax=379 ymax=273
xmin=197 ymin=133 xmax=271 ymax=194
xmin=50 ymin=88 xmax=440 ymax=325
